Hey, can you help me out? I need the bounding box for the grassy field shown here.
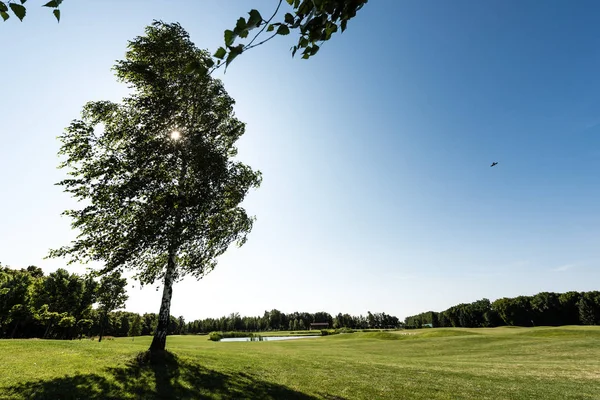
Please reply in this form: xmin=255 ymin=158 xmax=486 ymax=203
xmin=1 ymin=326 xmax=599 ymax=399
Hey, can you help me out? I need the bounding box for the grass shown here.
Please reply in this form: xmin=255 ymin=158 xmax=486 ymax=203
xmin=1 ymin=326 xmax=599 ymax=399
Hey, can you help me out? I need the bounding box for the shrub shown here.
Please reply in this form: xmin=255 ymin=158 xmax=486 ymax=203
xmin=208 ymin=332 xmax=223 ymax=341
xmin=320 ymin=329 xmax=339 ymax=336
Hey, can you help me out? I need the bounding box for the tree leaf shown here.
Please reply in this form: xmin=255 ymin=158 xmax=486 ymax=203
xmin=185 ymin=61 xmax=207 ymax=75
xmin=276 ymin=25 xmax=290 ymax=35
xmin=0 ymin=2 xmax=7 ymax=12
xmin=266 ymin=24 xmax=275 ymax=32
xmin=235 ymin=17 xmax=247 ymax=33
xmin=9 ymin=3 xmax=26 ymax=21
xmin=20 ymin=0 xmax=27 ymax=4
xmin=43 ymin=0 xmax=58 ymax=7
xmin=247 ymin=9 xmax=262 ymax=28
xmin=284 ymin=13 xmax=294 ymax=25
xmin=224 ymin=30 xmax=235 ymax=47
xmin=225 ymin=44 xmax=243 ymax=69
xmin=214 ymin=47 xmax=226 ymax=60
xmin=0 ymin=11 xmax=9 ymax=21
xmin=53 ymin=9 xmax=60 ymax=22
xmin=286 ymin=0 xmax=294 ymax=5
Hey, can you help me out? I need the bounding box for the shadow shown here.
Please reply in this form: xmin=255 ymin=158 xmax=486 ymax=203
xmin=5 ymin=351 xmax=319 ymax=400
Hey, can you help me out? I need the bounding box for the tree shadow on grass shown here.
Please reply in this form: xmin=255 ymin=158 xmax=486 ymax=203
xmin=5 ymin=351 xmax=319 ymax=400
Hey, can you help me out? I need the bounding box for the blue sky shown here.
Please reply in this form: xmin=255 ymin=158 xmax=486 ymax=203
xmin=1 ymin=0 xmax=599 ymax=320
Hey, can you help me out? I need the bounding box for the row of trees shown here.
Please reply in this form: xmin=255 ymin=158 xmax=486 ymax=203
xmin=1 ymin=263 xmax=402 ymax=339
xmin=185 ymin=310 xmax=402 ymax=333
xmin=404 ymin=291 xmax=600 ymax=328
xmin=0 ymin=264 xmax=136 ymax=340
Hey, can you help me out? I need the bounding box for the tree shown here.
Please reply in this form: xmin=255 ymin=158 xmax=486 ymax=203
xmin=129 ymin=314 xmax=143 ymax=339
xmin=50 ymin=22 xmax=261 ymax=353
xmin=0 ymin=1 xmax=367 ymax=70
xmin=579 ymin=291 xmax=600 ymax=325
xmin=0 ymin=268 xmax=32 ymax=337
xmin=96 ymin=272 xmax=128 ymax=342
xmin=33 ymin=268 xmax=95 ymax=323
xmin=530 ymin=292 xmax=561 ymax=326
xmin=559 ymin=291 xmax=581 ymax=325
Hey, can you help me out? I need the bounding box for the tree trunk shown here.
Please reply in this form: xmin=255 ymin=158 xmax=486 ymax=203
xmin=11 ymin=321 xmax=19 ymax=339
xmin=99 ymin=312 xmax=107 ymax=342
xmin=149 ymin=251 xmax=177 ymax=352
xmin=149 ymin=139 xmax=186 ymax=353
xmin=43 ymin=322 xmax=51 ymax=339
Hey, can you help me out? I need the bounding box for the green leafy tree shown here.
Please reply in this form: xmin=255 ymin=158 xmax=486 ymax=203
xmin=559 ymin=291 xmax=581 ymax=325
xmin=530 ymin=292 xmax=561 ymax=326
xmin=57 ymin=314 xmax=76 ymax=339
xmin=96 ymin=272 xmax=128 ymax=342
xmin=33 ymin=268 xmax=95 ymax=322
xmin=35 ymin=305 xmax=60 ymax=338
xmin=50 ymin=22 xmax=261 ymax=353
xmin=579 ymin=291 xmax=600 ymax=325
xmin=0 ymin=268 xmax=32 ymax=337
xmin=129 ymin=314 xmax=143 ymax=339
xmin=76 ymin=318 xmax=93 ymax=339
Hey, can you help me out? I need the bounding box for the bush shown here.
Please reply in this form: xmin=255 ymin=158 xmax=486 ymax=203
xmin=208 ymin=331 xmax=259 ymax=341
xmin=320 ymin=329 xmax=339 ymax=336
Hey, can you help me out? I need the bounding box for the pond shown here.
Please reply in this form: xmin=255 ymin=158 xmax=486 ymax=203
xmin=220 ymin=335 xmax=320 ymax=342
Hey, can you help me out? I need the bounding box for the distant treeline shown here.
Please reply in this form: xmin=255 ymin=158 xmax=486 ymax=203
xmin=185 ymin=310 xmax=401 ymax=333
xmin=404 ymin=292 xmax=600 ymax=328
xmin=0 ymin=265 xmax=402 ymax=339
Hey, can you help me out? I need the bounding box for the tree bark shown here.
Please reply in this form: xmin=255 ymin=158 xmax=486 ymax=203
xmin=149 ymin=251 xmax=177 ymax=352
xmin=99 ymin=312 xmax=106 ymax=343
xmin=43 ymin=322 xmax=51 ymax=339
xmin=149 ymin=136 xmax=187 ymax=353
xmin=10 ymin=321 xmax=19 ymax=339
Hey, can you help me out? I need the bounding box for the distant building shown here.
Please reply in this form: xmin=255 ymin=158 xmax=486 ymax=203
xmin=309 ymin=322 xmax=329 ymax=330
xmin=422 ymin=323 xmax=433 ymax=328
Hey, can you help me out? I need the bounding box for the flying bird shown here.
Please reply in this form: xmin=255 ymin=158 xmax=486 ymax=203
xmin=490 ymin=162 xmax=498 ymax=167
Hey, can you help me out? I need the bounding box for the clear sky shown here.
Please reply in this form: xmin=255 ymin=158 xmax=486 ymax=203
xmin=1 ymin=0 xmax=599 ymax=321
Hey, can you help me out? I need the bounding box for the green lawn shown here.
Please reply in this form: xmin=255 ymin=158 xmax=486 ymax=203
xmin=1 ymin=326 xmax=599 ymax=399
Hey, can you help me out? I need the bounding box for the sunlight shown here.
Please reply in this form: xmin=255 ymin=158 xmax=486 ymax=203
xmin=170 ymin=130 xmax=181 ymax=140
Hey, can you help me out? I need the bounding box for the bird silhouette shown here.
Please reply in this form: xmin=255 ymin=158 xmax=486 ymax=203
xmin=490 ymin=162 xmax=498 ymax=167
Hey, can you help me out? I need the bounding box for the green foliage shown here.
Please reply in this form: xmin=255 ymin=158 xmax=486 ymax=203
xmin=50 ymin=21 xmax=261 ymax=285
xmin=48 ymin=22 xmax=261 ymax=351
xmin=319 ymin=329 xmax=339 ymax=336
xmin=0 ymin=0 xmax=61 ymax=22
xmin=579 ymin=291 xmax=600 ymax=325
xmin=215 ymin=0 xmax=368 ymax=71
xmin=97 ymin=272 xmax=128 ymax=315
xmin=208 ymin=331 xmax=263 ymax=341
xmin=128 ymin=314 xmax=143 ymax=338
xmin=2 ymin=1 xmax=366 ymax=75
xmin=184 ymin=309 xmax=401 ymax=334
xmin=405 ymin=291 xmax=599 ymax=329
